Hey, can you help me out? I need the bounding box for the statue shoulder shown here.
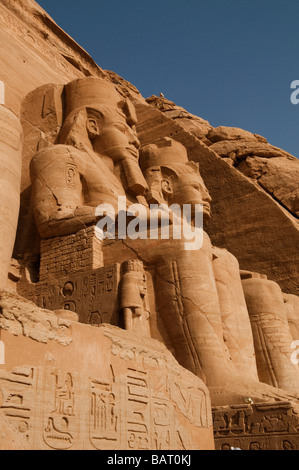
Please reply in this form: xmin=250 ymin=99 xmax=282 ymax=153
xmin=30 ymin=144 xmax=85 ymax=175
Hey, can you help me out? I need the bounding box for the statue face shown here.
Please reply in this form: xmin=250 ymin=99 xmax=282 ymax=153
xmin=137 ymin=274 xmax=147 ymax=297
xmin=167 ymin=171 xmax=212 ymax=218
xmin=90 ymin=112 xmax=140 ymax=162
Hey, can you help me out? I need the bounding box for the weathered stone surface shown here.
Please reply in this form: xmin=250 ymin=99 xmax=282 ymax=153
xmin=237 ymin=156 xmax=299 ymax=216
xmin=213 ymin=402 xmax=299 ymax=450
xmin=0 ymin=410 xmax=30 ymax=450
xmin=207 ymin=126 xmax=268 ymax=144
xmin=146 ymin=95 xmax=213 ymax=140
xmin=209 ymin=139 xmax=294 ymax=160
xmin=0 ymin=0 xmax=298 ymax=452
xmin=137 ymin=102 xmax=299 ymax=295
xmin=0 ymin=289 xmax=73 ymax=345
xmin=0 ymin=290 xmax=214 ymax=450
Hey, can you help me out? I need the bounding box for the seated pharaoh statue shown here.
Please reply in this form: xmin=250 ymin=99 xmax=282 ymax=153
xmin=30 ymin=77 xmax=148 ymax=239
xmin=25 ymin=77 xmax=299 ymax=407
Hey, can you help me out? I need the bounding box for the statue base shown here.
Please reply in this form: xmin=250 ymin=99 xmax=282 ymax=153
xmin=0 ymin=289 xmax=214 ymax=450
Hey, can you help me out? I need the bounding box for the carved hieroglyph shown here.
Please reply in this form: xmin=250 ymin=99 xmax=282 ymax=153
xmin=0 ymin=290 xmax=214 ymax=450
xmin=213 ymin=402 xmax=299 ymax=450
xmin=0 ymin=0 xmax=298 ymax=451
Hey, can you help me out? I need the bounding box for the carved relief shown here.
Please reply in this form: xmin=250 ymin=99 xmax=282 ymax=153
xmin=126 ymin=368 xmax=151 ymax=450
xmin=90 ymin=379 xmax=120 ymax=450
xmin=43 ymin=368 xmax=78 ymax=450
xmin=0 ymin=338 xmax=210 ymax=450
xmin=213 ymin=402 xmax=299 ymax=450
xmin=19 ymin=263 xmax=121 ymax=326
xmin=120 ymin=260 xmax=151 ymax=337
xmin=0 ymin=366 xmax=37 ymax=446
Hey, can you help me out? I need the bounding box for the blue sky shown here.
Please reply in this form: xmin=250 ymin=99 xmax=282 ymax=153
xmin=37 ymin=0 xmax=299 ymax=157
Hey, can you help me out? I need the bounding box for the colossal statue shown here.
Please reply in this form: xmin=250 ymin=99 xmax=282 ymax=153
xmin=30 ymin=77 xmax=148 ymax=239
xmin=0 ymin=0 xmax=298 ymax=449
xmin=24 ymin=77 xmax=299 ymax=405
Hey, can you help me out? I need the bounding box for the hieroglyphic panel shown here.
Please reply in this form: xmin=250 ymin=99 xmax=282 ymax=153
xmin=42 ymin=368 xmax=79 ymax=450
xmin=25 ymin=264 xmax=121 ymax=326
xmin=126 ymin=369 xmax=199 ymax=450
xmin=0 ymin=366 xmax=38 ymax=446
xmin=213 ymin=402 xmax=299 ymax=450
xmin=89 ymin=378 xmax=121 ymax=450
xmin=126 ymin=368 xmax=151 ymax=450
xmin=152 ymin=399 xmax=175 ymax=450
xmin=0 ymin=346 xmax=211 ymax=449
xmin=151 ymin=373 xmax=177 ymax=450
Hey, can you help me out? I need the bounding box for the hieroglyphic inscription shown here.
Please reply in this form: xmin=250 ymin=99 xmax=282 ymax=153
xmin=0 ymin=366 xmax=37 ymax=445
xmin=126 ymin=368 xmax=198 ymax=450
xmin=126 ymin=368 xmax=151 ymax=450
xmin=90 ymin=379 xmax=120 ymax=450
xmin=43 ymin=368 xmax=79 ymax=450
xmin=65 ymin=156 xmax=77 ymax=189
xmin=25 ymin=264 xmax=121 ymax=325
xmin=0 ymin=359 xmax=210 ymax=449
xmin=213 ymin=402 xmax=299 ymax=450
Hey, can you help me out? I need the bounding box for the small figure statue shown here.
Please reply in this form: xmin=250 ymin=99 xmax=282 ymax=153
xmin=120 ymin=260 xmax=151 ymax=337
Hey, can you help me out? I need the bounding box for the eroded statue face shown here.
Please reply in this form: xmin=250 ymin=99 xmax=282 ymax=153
xmin=137 ymin=273 xmax=147 ymax=297
xmin=90 ymin=111 xmax=140 ymax=162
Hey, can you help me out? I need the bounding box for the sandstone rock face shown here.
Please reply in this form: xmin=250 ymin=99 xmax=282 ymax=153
xmin=237 ymin=156 xmax=299 ymax=216
xmin=146 ymin=95 xmax=213 ymax=142
xmin=145 ymin=99 xmax=299 ymax=295
xmin=0 ymin=0 xmax=298 ymax=452
xmin=207 ymin=126 xmax=268 ymax=144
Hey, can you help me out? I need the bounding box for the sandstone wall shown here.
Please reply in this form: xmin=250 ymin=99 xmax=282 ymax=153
xmin=0 ymin=0 xmax=297 ymax=294
xmin=0 ymin=289 xmax=214 ymax=450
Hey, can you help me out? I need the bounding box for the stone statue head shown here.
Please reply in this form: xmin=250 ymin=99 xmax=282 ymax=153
xmin=59 ymin=77 xmax=139 ymax=157
xmin=139 ymin=137 xmax=211 ymax=220
xmin=59 ymin=77 xmax=146 ymax=195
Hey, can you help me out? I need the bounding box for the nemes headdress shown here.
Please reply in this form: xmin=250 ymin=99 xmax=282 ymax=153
xmin=65 ymin=77 xmax=123 ymax=116
xmin=63 ymin=77 xmax=147 ymax=196
xmin=139 ymin=137 xmax=189 ymax=173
